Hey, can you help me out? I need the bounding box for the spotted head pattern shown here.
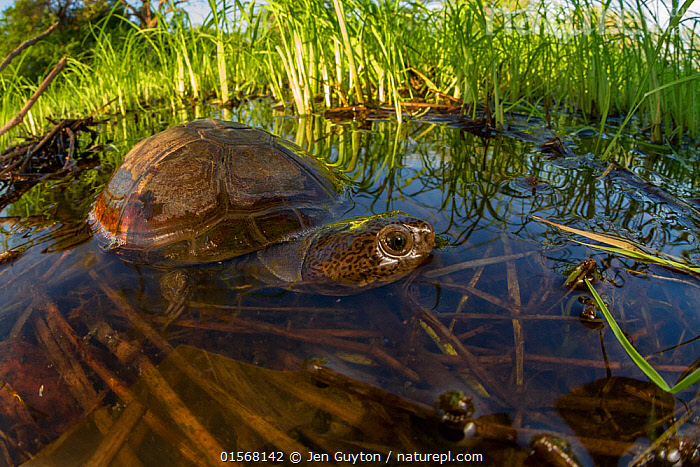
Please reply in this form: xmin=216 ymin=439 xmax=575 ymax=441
xmin=301 ymin=211 xmax=435 ymax=294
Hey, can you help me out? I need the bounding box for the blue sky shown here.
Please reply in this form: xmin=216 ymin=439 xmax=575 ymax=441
xmin=0 ymin=0 xmax=212 ymax=23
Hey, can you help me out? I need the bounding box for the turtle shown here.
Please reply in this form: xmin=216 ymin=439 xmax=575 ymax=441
xmin=88 ymin=119 xmax=435 ymax=296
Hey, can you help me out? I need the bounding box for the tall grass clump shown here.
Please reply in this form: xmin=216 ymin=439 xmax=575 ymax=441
xmin=264 ymin=0 xmax=328 ymax=114
xmin=0 ymin=0 xmax=699 ymax=145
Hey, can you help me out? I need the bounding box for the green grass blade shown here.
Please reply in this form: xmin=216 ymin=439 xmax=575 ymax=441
xmin=643 ymin=74 xmax=700 ymax=98
xmin=331 ymin=0 xmax=364 ymax=105
xmin=585 ymin=279 xmax=671 ymax=392
xmin=669 ymin=367 xmax=700 ymax=394
xmin=574 ymin=241 xmax=700 ymax=274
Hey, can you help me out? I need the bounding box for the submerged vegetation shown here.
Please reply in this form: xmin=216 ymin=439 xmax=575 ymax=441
xmin=3 ymin=1 xmax=700 ymax=464
xmin=0 ymin=0 xmax=699 ymax=147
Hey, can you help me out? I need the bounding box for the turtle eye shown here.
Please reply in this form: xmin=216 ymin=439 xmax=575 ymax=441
xmin=380 ymin=226 xmax=413 ymax=256
xmin=389 ymin=233 xmax=406 ymax=251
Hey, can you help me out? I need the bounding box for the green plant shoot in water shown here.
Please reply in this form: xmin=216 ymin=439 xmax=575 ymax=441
xmin=585 ymin=278 xmax=700 ymax=394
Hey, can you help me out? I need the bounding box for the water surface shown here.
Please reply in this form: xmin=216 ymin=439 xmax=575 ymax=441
xmin=2 ymin=100 xmax=700 ymax=465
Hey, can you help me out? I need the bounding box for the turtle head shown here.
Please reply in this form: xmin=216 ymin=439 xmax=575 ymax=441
xmin=301 ymin=211 xmax=435 ymax=294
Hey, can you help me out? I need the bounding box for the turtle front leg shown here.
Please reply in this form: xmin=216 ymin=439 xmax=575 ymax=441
xmin=159 ymin=269 xmax=192 ymax=330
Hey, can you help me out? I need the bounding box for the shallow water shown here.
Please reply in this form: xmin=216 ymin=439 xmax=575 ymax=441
xmin=2 ymin=100 xmax=700 ymax=465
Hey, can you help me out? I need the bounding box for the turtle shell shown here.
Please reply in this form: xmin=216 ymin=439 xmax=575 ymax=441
xmin=89 ymin=120 xmax=346 ymax=264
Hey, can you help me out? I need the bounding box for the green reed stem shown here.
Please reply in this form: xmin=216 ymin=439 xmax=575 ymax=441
xmin=586 ymin=279 xmax=700 ymax=394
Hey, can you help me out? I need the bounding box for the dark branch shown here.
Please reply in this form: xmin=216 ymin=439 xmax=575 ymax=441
xmin=0 ymin=21 xmax=60 ymax=75
xmin=0 ymin=56 xmax=67 ymax=138
xmin=117 ymin=0 xmax=140 ymax=17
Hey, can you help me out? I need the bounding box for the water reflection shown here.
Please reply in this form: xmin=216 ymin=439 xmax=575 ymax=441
xmin=1 ymin=99 xmax=700 ymax=465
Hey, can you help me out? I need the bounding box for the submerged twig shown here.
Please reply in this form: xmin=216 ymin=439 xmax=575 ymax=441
xmin=0 ymin=436 xmax=13 ymax=466
xmin=406 ymin=293 xmax=512 ymax=407
xmin=90 ymin=321 xmax=226 ymax=466
xmin=189 ymin=301 xmax=357 ymax=314
xmin=84 ymin=401 xmax=147 ymax=467
xmin=153 ymin=314 xmax=420 ymax=381
xmin=88 ymin=273 xmax=241 ymax=464
xmin=438 ymin=282 xmax=521 ymax=315
xmin=33 ymin=317 xmax=97 ymax=410
xmin=164 ymin=346 xmax=308 ymax=456
xmin=8 ymin=291 xmax=32 ymax=340
xmin=40 ymin=297 xmax=208 ymax=466
xmin=0 ymin=254 xmax=53 ymax=293
xmin=628 ymin=407 xmax=694 ymax=465
xmin=88 ymin=270 xmax=173 ymax=354
xmin=29 ymin=289 xmax=156 ymax=465
xmin=502 ymin=233 xmax=524 ymax=389
xmin=424 ymin=251 xmax=537 ymax=279
xmin=447 ymin=244 xmax=495 ymax=331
